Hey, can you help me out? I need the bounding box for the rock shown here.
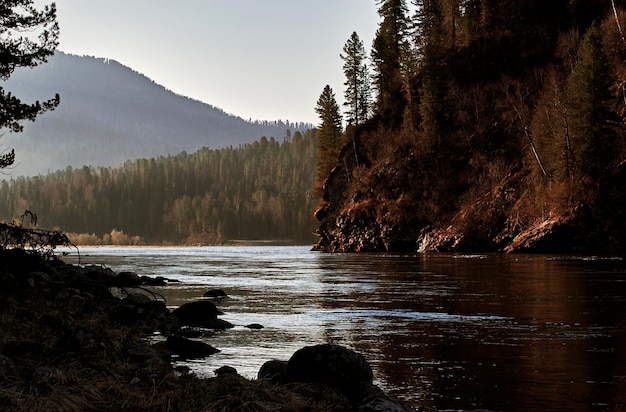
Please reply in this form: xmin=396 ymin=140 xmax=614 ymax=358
xmin=30 ymin=271 xmax=52 ymax=284
xmin=126 ymin=345 xmax=163 ymax=362
xmin=116 ymin=271 xmax=143 ymax=287
xmin=84 ymin=265 xmax=118 ymax=283
xmin=287 ymin=345 xmax=414 ymax=410
xmin=175 ymin=327 xmax=215 ymax=339
xmin=141 ymin=275 xmax=168 ymax=286
xmin=123 ymin=293 xmax=152 ymax=305
xmin=203 ymin=318 xmax=235 ymax=329
xmin=165 ymin=336 xmax=220 ymax=360
xmin=203 ymin=289 xmax=228 ymax=299
xmin=258 ymin=360 xmax=292 ymax=385
xmin=245 ymin=323 xmax=264 ymax=330
xmin=214 ymin=366 xmax=238 ymax=377
xmin=287 ymin=344 xmax=373 ymax=395
xmin=172 ymin=301 xmax=225 ymax=327
xmin=0 ymin=355 xmax=16 ymax=379
xmin=66 ymin=294 xmax=87 ymax=314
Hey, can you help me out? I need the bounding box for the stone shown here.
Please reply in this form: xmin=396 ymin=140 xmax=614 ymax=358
xmin=203 ymin=289 xmax=228 ymax=299
xmin=245 ymin=323 xmax=264 ymax=330
xmin=141 ymin=275 xmax=168 ymax=286
xmin=116 ymin=271 xmax=143 ymax=287
xmin=258 ymin=360 xmax=292 ymax=385
xmin=287 ymin=344 xmax=373 ymax=392
xmin=165 ymin=336 xmax=220 ymax=360
xmin=214 ymin=366 xmax=238 ymax=377
xmin=172 ymin=301 xmax=225 ymax=327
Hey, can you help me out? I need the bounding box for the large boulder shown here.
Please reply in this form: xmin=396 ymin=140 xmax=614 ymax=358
xmin=287 ymin=344 xmax=373 ymax=394
xmin=286 ymin=344 xmax=414 ymax=411
xmin=258 ymin=360 xmax=292 ymax=385
xmin=172 ymin=301 xmax=233 ymax=329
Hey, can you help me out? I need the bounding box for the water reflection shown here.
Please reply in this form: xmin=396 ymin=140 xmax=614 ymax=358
xmin=63 ymin=247 xmax=626 ymax=410
xmin=313 ymin=252 xmax=626 ymax=410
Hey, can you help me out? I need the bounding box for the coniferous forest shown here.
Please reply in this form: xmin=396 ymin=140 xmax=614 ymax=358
xmin=0 ymin=131 xmax=317 ymax=244
xmin=314 ymin=0 xmax=626 ymax=253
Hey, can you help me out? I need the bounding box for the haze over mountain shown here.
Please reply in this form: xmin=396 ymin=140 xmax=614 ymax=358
xmin=2 ymin=52 xmax=311 ymax=176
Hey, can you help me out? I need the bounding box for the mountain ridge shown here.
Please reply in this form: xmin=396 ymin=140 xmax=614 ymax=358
xmin=2 ymin=51 xmax=311 ymax=176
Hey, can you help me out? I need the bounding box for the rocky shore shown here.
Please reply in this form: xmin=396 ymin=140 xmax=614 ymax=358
xmin=314 ymin=159 xmax=626 ymax=254
xmin=0 ymin=247 xmax=416 ymax=411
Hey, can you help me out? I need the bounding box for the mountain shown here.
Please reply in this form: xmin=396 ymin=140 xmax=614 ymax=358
xmin=1 ymin=52 xmax=311 ymax=176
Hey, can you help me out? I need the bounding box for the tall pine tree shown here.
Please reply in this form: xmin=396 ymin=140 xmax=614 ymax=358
xmin=371 ymin=0 xmax=409 ymax=121
xmin=314 ymin=85 xmax=343 ymax=195
xmin=565 ymin=22 xmax=619 ymax=179
xmin=341 ymin=31 xmax=372 ymax=127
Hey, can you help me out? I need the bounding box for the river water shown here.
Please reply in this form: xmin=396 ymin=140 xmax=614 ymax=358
xmin=61 ymin=246 xmax=626 ymax=411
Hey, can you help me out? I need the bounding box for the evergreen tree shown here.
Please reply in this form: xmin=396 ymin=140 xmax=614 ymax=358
xmin=314 ymin=85 xmax=343 ymax=195
xmin=371 ymin=0 xmax=409 ymax=120
xmin=0 ymin=0 xmax=59 ymax=169
xmin=341 ymin=31 xmax=372 ymax=127
xmin=565 ymin=22 xmax=619 ymax=179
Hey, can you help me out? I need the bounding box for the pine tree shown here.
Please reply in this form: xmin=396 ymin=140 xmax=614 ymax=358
xmin=371 ymin=0 xmax=409 ymax=120
xmin=0 ymin=0 xmax=59 ymax=169
xmin=341 ymin=31 xmax=372 ymax=127
xmin=565 ymin=22 xmax=619 ymax=179
xmin=314 ymin=85 xmax=343 ymax=195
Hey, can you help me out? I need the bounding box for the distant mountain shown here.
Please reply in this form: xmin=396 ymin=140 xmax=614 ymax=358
xmin=1 ymin=51 xmax=311 ymax=176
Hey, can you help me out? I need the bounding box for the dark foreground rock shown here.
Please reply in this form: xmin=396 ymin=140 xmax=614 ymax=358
xmin=258 ymin=344 xmax=415 ymax=411
xmin=165 ymin=335 xmax=220 ymax=360
xmin=171 ymin=300 xmax=234 ymax=329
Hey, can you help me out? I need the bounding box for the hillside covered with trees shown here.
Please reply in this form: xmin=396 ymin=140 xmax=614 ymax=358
xmin=2 ymin=52 xmax=311 ymax=176
xmin=314 ymin=0 xmax=626 ymax=253
xmin=0 ymin=130 xmax=317 ymax=244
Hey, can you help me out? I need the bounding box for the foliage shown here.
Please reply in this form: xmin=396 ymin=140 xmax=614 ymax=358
xmin=371 ymin=0 xmax=409 ymax=120
xmin=565 ymin=22 xmax=619 ymax=179
xmin=0 ymin=210 xmax=72 ymax=259
xmin=314 ymin=86 xmax=343 ymax=195
xmin=0 ymin=130 xmax=318 ymax=244
xmin=0 ymin=0 xmax=59 ymax=171
xmin=341 ymin=31 xmax=372 ymax=127
xmin=315 ymin=0 xmax=626 ymax=252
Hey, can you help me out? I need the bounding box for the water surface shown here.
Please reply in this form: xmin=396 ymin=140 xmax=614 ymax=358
xmin=62 ymin=246 xmax=626 ymax=411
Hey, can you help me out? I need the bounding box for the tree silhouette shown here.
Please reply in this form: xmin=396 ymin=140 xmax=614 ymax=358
xmin=341 ymin=32 xmax=372 ymax=127
xmin=565 ymin=22 xmax=619 ymax=179
xmin=0 ymin=0 xmax=59 ymax=169
xmin=314 ymin=85 xmax=343 ymax=195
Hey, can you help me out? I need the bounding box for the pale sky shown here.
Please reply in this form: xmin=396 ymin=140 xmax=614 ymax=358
xmin=35 ymin=1 xmax=381 ymax=125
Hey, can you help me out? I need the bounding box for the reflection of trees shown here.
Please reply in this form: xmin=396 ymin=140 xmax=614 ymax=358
xmin=314 ymin=253 xmax=626 ymax=410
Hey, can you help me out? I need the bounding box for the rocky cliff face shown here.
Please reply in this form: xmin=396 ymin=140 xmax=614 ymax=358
xmin=314 ymin=144 xmax=626 ymax=255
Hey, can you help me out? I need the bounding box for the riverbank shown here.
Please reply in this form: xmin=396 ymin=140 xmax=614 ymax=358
xmin=0 ymin=247 xmax=416 ymax=411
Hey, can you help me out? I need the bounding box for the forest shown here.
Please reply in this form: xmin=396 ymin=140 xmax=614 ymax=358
xmin=0 ymin=130 xmax=318 ymax=245
xmin=314 ymin=0 xmax=626 ymax=253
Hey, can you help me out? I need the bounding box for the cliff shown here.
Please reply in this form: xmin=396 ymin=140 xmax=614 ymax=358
xmin=314 ymin=133 xmax=626 ymax=254
xmin=314 ymin=4 xmax=626 ymax=254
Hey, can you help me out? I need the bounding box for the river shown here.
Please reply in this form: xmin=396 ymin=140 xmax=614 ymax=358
xmin=60 ymin=246 xmax=626 ymax=411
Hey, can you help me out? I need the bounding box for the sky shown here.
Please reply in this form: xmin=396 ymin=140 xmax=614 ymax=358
xmin=35 ymin=1 xmax=381 ymax=125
